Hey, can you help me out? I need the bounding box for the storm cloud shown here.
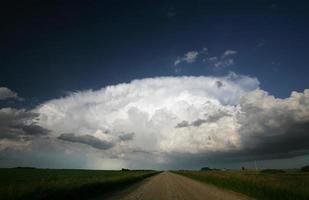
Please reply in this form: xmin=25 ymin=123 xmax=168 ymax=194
xmin=1 ymin=74 xmax=309 ymax=169
xmin=118 ymin=132 xmax=135 ymax=141
xmin=175 ymin=110 xmax=233 ymax=128
xmin=235 ymin=89 xmax=309 ymax=160
xmin=58 ymin=133 xmax=114 ymax=150
xmin=36 ymin=74 xmax=258 ymax=157
xmin=0 ymin=108 xmax=49 ymax=141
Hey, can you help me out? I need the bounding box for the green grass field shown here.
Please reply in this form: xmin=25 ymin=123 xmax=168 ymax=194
xmin=175 ymin=170 xmax=309 ymax=200
xmin=0 ymin=168 xmax=157 ymax=200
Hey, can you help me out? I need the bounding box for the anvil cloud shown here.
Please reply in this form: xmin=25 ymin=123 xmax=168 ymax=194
xmin=33 ymin=73 xmax=309 ymax=168
xmin=1 ymin=73 xmax=309 ymax=169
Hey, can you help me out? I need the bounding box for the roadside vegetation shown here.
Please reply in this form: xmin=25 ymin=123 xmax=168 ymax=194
xmin=0 ymin=168 xmax=157 ymax=200
xmin=174 ymin=168 xmax=309 ymax=200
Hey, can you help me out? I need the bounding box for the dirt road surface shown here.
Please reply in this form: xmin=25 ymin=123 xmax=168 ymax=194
xmin=104 ymin=171 xmax=253 ymax=200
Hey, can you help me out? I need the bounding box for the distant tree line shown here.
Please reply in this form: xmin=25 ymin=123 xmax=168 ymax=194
xmin=199 ymin=165 xmax=309 ymax=172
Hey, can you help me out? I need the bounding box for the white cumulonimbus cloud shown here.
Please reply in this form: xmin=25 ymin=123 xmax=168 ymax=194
xmin=35 ymin=73 xmax=259 ymax=156
xmin=34 ymin=73 xmax=309 ymax=164
xmin=2 ymin=73 xmax=309 ymax=169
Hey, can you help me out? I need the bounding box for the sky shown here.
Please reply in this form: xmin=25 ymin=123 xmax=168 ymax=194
xmin=0 ymin=0 xmax=309 ymax=170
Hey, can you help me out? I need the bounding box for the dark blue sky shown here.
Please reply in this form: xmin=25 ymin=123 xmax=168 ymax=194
xmin=1 ymin=0 xmax=309 ymax=105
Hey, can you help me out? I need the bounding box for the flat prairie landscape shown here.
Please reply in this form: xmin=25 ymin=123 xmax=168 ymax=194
xmin=0 ymin=168 xmax=157 ymax=200
xmin=2 ymin=168 xmax=309 ymax=200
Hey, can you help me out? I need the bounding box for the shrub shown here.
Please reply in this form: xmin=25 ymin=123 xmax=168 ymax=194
xmin=201 ymin=167 xmax=212 ymax=171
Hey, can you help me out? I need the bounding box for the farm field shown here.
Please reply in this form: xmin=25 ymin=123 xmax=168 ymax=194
xmin=0 ymin=168 xmax=157 ymax=200
xmin=175 ymin=170 xmax=309 ymax=200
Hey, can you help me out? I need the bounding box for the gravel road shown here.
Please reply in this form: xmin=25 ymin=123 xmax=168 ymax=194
xmin=104 ymin=171 xmax=253 ymax=200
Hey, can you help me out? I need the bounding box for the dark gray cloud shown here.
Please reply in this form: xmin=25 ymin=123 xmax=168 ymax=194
xmin=0 ymin=108 xmax=49 ymax=141
xmin=161 ymin=150 xmax=309 ymax=170
xmin=215 ymin=80 xmax=223 ymax=88
xmin=188 ymin=124 xmax=309 ymax=165
xmin=21 ymin=124 xmax=50 ymax=136
xmin=191 ymin=119 xmax=207 ymax=127
xmin=234 ymin=90 xmax=309 ymax=161
xmin=175 ymin=119 xmax=207 ymax=128
xmin=58 ymin=133 xmax=114 ymax=150
xmin=234 ymin=125 xmax=309 ymax=161
xmin=205 ymin=110 xmax=232 ymax=123
xmin=118 ymin=132 xmax=134 ymax=141
xmin=175 ymin=111 xmax=231 ymax=128
xmin=175 ymin=120 xmax=190 ymax=128
xmin=0 ymin=138 xmax=88 ymax=169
